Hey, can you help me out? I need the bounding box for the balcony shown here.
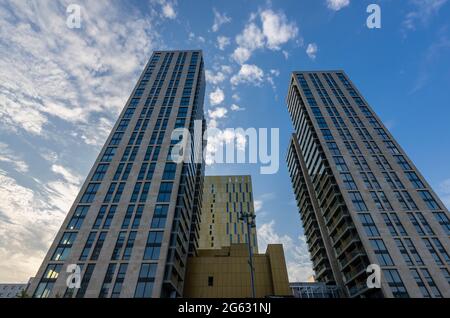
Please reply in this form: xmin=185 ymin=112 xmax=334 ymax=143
xmin=335 ymin=236 xmax=360 ymax=257
xmin=338 ymin=249 xmax=367 ymax=270
xmin=331 ymin=225 xmax=356 ymax=245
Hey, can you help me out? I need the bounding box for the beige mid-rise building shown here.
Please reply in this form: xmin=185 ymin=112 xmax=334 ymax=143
xmin=198 ymin=175 xmax=258 ymax=252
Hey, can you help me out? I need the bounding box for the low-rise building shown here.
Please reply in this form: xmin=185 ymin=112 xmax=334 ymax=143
xmin=184 ymin=244 xmax=291 ymax=298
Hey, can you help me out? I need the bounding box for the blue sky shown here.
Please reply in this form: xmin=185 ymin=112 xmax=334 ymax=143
xmin=0 ymin=0 xmax=449 ymax=283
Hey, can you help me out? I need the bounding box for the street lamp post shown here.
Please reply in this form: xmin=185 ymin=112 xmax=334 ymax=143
xmin=239 ymin=212 xmax=256 ymax=298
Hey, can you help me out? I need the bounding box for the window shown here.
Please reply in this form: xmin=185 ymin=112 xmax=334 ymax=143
xmin=334 ymin=157 xmax=349 ymax=172
xmin=405 ymin=172 xmax=425 ymax=189
xmin=52 ymin=232 xmax=77 ymax=261
xmin=410 ymin=269 xmax=430 ymax=298
xmin=99 ymin=264 xmax=117 ymax=298
xmin=157 ymin=182 xmax=173 ymax=202
xmin=122 ymin=205 xmax=134 ymax=229
xmin=441 ymin=268 xmax=450 ymax=285
xmin=162 ymin=163 xmax=177 ymax=180
xmin=395 ymin=239 xmax=413 ymax=266
xmin=132 ymin=205 xmax=144 ymax=229
xmin=143 ymin=231 xmax=164 ymax=260
xmin=151 ymin=205 xmax=168 ymax=229
xmin=358 ymin=214 xmax=379 ymax=237
xmin=384 ymin=269 xmax=408 ymax=298
xmin=341 ymin=173 xmax=357 ymax=190
xmin=418 ymin=191 xmax=440 ymax=210
xmin=139 ymin=182 xmax=151 ymax=203
xmin=382 ymin=214 xmax=397 ymax=236
xmin=123 ymin=231 xmax=137 ymax=260
xmin=349 ymin=192 xmax=367 ymax=211
xmin=113 ymin=163 xmax=125 ymax=181
xmin=130 ymin=182 xmax=142 ymax=203
xmin=92 ymin=164 xmax=109 ymax=181
xmin=134 ymin=264 xmax=157 ymax=298
xmin=408 ymin=213 xmax=425 ymax=236
xmin=321 ymin=129 xmax=333 ymax=141
xmin=111 ymin=264 xmax=128 ymax=298
xmin=117 ymin=119 xmax=130 ymax=132
xmin=390 ymin=213 xmax=408 ymax=236
xmin=208 ymin=276 xmax=214 ymax=287
xmin=93 ymin=205 xmax=107 ymax=229
xmin=104 ymin=183 xmax=117 ymax=203
xmin=110 ymin=132 xmax=124 ymax=146
xmin=370 ymin=239 xmax=394 ymax=266
xmin=67 ymin=206 xmax=89 ymax=230
xmin=384 ymin=141 xmax=400 ymax=155
xmin=113 ymin=183 xmax=126 ymax=203
xmin=394 ymin=191 xmax=408 ymax=210
xmin=404 ymin=238 xmax=424 ymax=265
xmin=431 ymin=238 xmax=450 ymax=264
xmin=33 ymin=264 xmax=62 ymax=298
xmin=101 ymin=147 xmax=116 ymax=162
xmin=90 ymin=232 xmax=107 ymax=261
xmin=433 ymin=212 xmax=450 ymax=235
xmin=76 ymin=264 xmax=95 ymax=298
xmin=138 ymin=163 xmax=148 ymax=180
xmin=390 ymin=172 xmax=405 ymax=189
xmin=103 ymin=205 xmax=117 ymax=229
xmin=121 ymin=163 xmax=133 ymax=180
xmin=327 ymin=142 xmax=341 ymax=155
xmin=416 ymin=213 xmax=434 ymax=235
xmin=360 ymin=173 xmax=373 ymax=190
xmin=80 ymin=183 xmax=100 ymax=203
xmin=420 ymin=269 xmax=442 ymax=298
xmin=403 ymin=191 xmax=418 ymax=210
xmin=394 ymin=155 xmax=412 ymax=170
xmin=79 ymin=232 xmax=96 ymax=261
xmin=111 ymin=232 xmax=126 ymax=260
xmin=422 ymin=238 xmax=443 ymax=265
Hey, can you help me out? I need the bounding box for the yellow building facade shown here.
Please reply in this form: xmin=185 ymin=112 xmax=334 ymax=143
xmin=184 ymin=244 xmax=291 ymax=298
xmin=198 ymin=175 xmax=258 ymax=252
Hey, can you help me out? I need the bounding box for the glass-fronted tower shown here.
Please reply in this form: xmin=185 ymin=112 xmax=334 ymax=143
xmin=28 ymin=50 xmax=206 ymax=298
xmin=286 ymin=71 xmax=450 ymax=298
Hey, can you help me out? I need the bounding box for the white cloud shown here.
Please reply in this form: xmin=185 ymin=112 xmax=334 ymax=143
xmin=209 ymin=87 xmax=225 ymax=105
xmin=0 ymin=142 xmax=29 ymax=173
xmin=0 ymin=0 xmax=161 ymax=141
xmin=0 ymin=170 xmax=73 ymax=282
xmin=51 ymin=164 xmax=82 ymax=185
xmin=306 ymin=43 xmax=318 ymax=60
xmin=232 ymin=23 xmax=265 ymax=64
xmin=232 ymin=47 xmax=252 ymax=64
xmin=260 ymin=9 xmax=298 ymax=50
xmin=217 ymin=36 xmax=231 ymax=50
xmin=162 ymin=3 xmax=176 ymax=19
xmin=438 ymin=179 xmax=450 ymax=209
xmin=254 ymin=200 xmax=263 ymax=212
xmin=205 ymin=65 xmax=233 ymax=86
xmin=326 ymin=0 xmax=350 ymax=11
xmin=231 ymin=104 xmax=245 ymax=111
xmin=230 ymin=64 xmax=264 ymax=86
xmin=151 ymin=0 xmax=177 ymax=19
xmin=208 ymin=107 xmax=228 ymax=120
xmin=212 ymin=8 xmax=231 ymax=32
xmin=232 ymin=9 xmax=298 ymax=64
xmin=205 ymin=128 xmax=247 ymax=165
xmin=236 ymin=22 xmax=266 ymax=51
xmin=257 ymin=220 xmax=313 ymax=281
xmin=403 ymin=0 xmax=448 ymax=31
xmin=232 ymin=93 xmax=240 ymax=101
